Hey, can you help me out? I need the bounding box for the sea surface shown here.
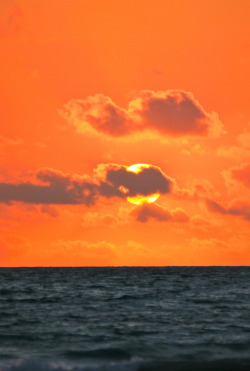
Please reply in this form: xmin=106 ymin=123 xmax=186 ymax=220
xmin=0 ymin=267 xmax=250 ymax=371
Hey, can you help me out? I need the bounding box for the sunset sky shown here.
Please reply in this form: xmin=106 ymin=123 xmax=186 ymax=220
xmin=1 ymin=0 xmax=250 ymax=266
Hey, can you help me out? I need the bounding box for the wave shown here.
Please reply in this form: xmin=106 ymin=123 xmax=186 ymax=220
xmin=63 ymin=348 xmax=131 ymax=360
xmin=0 ymin=359 xmax=140 ymax=371
xmin=3 ymin=358 xmax=250 ymax=371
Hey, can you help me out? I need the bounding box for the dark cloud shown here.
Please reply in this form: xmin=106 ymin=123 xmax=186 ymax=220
xmin=135 ymin=90 xmax=213 ymax=136
xmin=62 ymin=90 xmax=222 ymax=138
xmin=62 ymin=95 xmax=132 ymax=137
xmin=0 ymin=164 xmax=173 ymax=206
xmin=130 ymin=203 xmax=189 ymax=223
xmin=85 ymin=99 xmax=131 ymax=137
xmin=0 ymin=169 xmax=98 ymax=206
xmin=99 ymin=163 xmax=173 ymax=197
xmin=206 ymin=199 xmax=250 ymax=221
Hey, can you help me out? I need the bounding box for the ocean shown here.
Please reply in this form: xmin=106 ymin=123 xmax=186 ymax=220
xmin=0 ymin=267 xmax=250 ymax=371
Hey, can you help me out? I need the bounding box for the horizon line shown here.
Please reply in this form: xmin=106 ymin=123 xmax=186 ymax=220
xmin=1 ymin=265 xmax=249 ymax=268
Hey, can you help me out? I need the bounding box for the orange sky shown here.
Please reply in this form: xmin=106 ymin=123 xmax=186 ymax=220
xmin=1 ymin=0 xmax=250 ymax=266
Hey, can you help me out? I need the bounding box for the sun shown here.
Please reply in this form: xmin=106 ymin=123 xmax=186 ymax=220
xmin=126 ymin=164 xmax=160 ymax=205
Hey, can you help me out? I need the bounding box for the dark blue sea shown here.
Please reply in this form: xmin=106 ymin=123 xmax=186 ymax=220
xmin=0 ymin=267 xmax=250 ymax=371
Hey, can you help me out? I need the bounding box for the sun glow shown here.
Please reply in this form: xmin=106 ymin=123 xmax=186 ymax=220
xmin=127 ymin=193 xmax=160 ymax=205
xmin=127 ymin=163 xmax=150 ymax=174
xmin=126 ymin=164 xmax=160 ymax=205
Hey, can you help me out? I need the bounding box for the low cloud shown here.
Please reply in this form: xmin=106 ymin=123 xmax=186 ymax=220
xmin=40 ymin=205 xmax=59 ymax=218
xmin=0 ymin=164 xmax=173 ymax=206
xmin=237 ymin=131 xmax=250 ymax=149
xmin=0 ymin=0 xmax=22 ymax=37
xmin=52 ymin=240 xmax=117 ymax=266
xmin=61 ymin=90 xmax=222 ymax=139
xmin=130 ymin=203 xmax=189 ymax=223
xmin=82 ymin=211 xmax=119 ymax=227
xmin=0 ymin=235 xmax=31 ymax=266
xmin=174 ymin=179 xmax=219 ymax=200
xmin=206 ymin=199 xmax=250 ymax=221
xmin=229 ymin=163 xmax=250 ymax=188
xmin=0 ymin=135 xmax=23 ymax=148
